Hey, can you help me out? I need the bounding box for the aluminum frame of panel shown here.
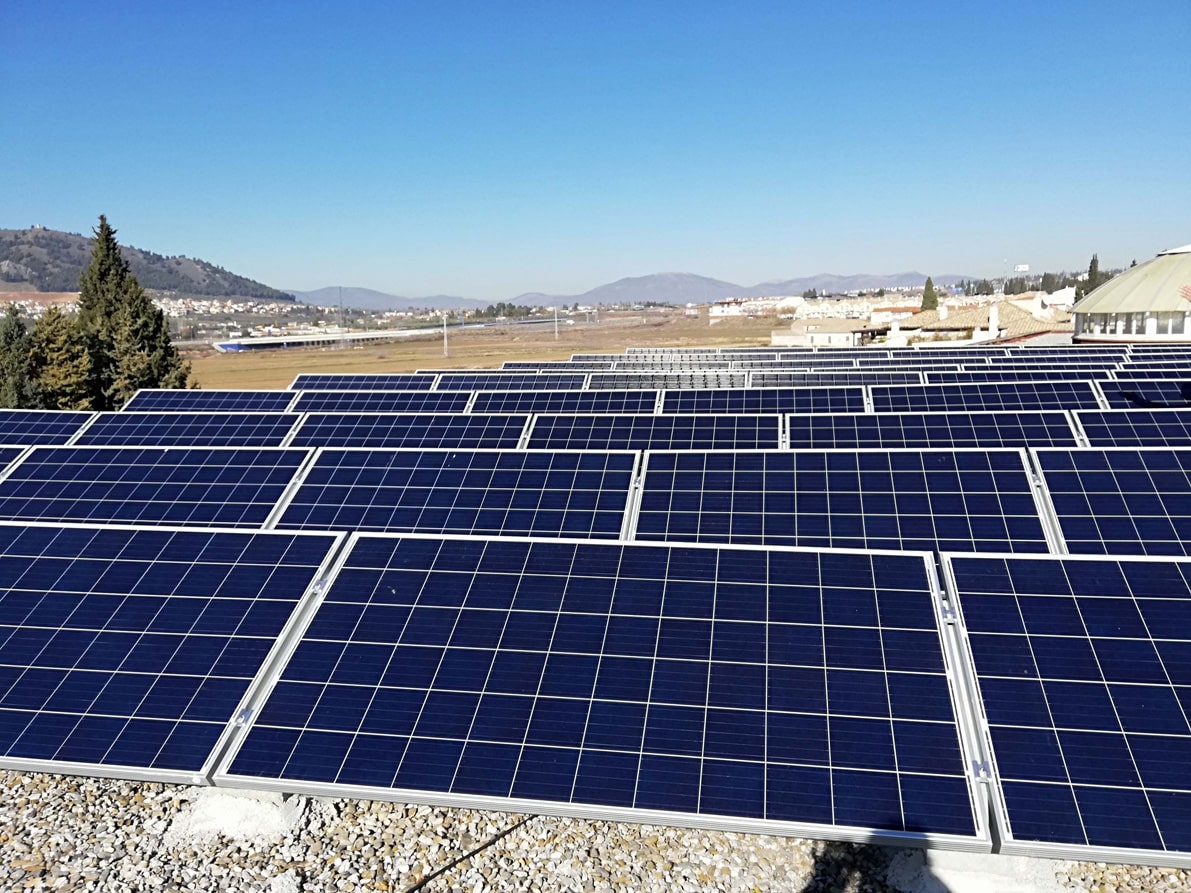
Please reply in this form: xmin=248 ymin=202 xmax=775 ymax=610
xmin=214 ymin=532 xmax=992 ymax=852
xmin=941 ymin=551 xmax=1191 ymax=868
xmin=0 ymin=520 xmax=345 ymax=786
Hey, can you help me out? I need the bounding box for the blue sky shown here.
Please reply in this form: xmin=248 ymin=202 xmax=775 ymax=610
xmin=6 ymin=1 xmax=1189 ymax=300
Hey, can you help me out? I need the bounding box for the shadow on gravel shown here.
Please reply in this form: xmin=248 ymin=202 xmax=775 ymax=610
xmin=797 ymin=839 xmax=950 ymax=893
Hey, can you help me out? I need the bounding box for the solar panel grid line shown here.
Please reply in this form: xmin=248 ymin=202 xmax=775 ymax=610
xmin=469 ymin=389 xmax=661 ymax=415
xmin=259 ymin=447 xmax=325 ymax=529
xmin=0 ymin=410 xmax=99 ymax=447
xmin=288 ymin=374 xmax=437 ymax=392
xmin=1072 ymin=409 xmax=1191 ymax=447
xmin=939 ymin=552 xmax=1191 ymax=867
xmin=1115 ymin=370 xmax=1191 ymax=380
xmin=0 ymin=447 xmax=34 ymax=483
xmin=1097 ymin=380 xmax=1191 ymax=410
xmin=527 ymin=414 xmax=783 ymax=451
xmin=871 ymin=381 xmax=1102 ymax=413
xmin=781 ymin=410 xmax=1082 ymax=450
xmin=0 ymin=521 xmax=345 ymax=785
xmin=288 ymin=413 xmax=532 ymax=449
xmin=62 ymin=412 xmax=101 ymax=447
xmin=121 ymin=390 xmax=301 ymax=413
xmin=72 ymin=412 xmax=305 ymax=449
xmin=290 ymin=390 xmax=474 ymax=414
xmin=213 ymin=533 xmax=991 ymax=850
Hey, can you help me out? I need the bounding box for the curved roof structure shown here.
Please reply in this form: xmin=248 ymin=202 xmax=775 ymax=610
xmin=1073 ymin=243 xmax=1191 ymax=314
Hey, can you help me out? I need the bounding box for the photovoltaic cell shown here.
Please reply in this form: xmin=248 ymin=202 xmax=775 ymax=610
xmin=218 ymin=535 xmax=986 ymax=847
xmin=635 ymin=450 xmax=1050 ymax=554
xmin=0 ymin=410 xmax=95 ymax=445
xmin=290 ymin=374 xmax=436 ymax=391
xmin=275 ymin=449 xmax=636 ymax=538
xmin=1034 ymin=448 xmax=1191 ymax=556
xmin=0 ymin=447 xmax=310 ymax=527
xmin=470 ymin=390 xmax=659 ymax=414
xmin=290 ymin=391 xmax=471 ymax=414
xmin=121 ymin=391 xmax=297 ymax=413
xmin=1098 ymin=380 xmax=1191 ymax=410
xmin=290 ymin=414 xmax=529 ymax=449
xmin=872 ymin=381 xmax=1101 ymax=413
xmin=946 ymin=553 xmax=1191 ymax=864
xmin=785 ymin=411 xmax=1079 ymax=449
xmin=1075 ymin=409 xmax=1191 ymax=447
xmin=0 ymin=523 xmax=340 ymax=779
xmin=527 ymin=415 xmax=781 ymax=450
xmin=74 ymin=413 xmax=300 ymax=448
xmin=661 ymin=387 xmax=865 ymax=415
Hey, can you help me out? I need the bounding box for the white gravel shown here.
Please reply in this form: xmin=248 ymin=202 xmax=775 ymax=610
xmin=1 ymin=770 xmax=1187 ymax=892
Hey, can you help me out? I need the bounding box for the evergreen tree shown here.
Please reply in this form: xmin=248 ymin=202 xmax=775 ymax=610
xmin=31 ymin=307 xmax=91 ymax=410
xmin=1087 ymin=254 xmax=1101 ymax=291
xmin=921 ymin=277 xmax=938 ymax=312
xmin=75 ymin=214 xmax=190 ymax=408
xmin=1040 ymin=272 xmax=1057 ymax=294
xmin=0 ymin=305 xmax=37 ymax=408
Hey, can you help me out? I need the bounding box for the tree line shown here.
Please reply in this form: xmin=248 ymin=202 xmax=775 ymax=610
xmin=0 ymin=216 xmax=190 ymax=410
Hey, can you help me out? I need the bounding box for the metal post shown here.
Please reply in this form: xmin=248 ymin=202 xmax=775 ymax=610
xmin=443 ymin=312 xmax=448 ymax=357
xmin=554 ymin=306 xmax=559 ymax=340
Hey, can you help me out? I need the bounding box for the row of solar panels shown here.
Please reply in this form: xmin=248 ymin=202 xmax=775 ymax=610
xmin=2 ymin=521 xmax=1190 ymax=868
xmin=1 ymin=443 xmax=1191 ymax=557
xmin=503 ymin=357 xmax=1191 ymax=372
xmin=12 ymin=404 xmax=1191 ymax=450
xmin=275 ymin=368 xmax=1191 ymax=391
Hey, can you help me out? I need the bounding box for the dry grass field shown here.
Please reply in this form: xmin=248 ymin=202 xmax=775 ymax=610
xmin=188 ymin=313 xmax=779 ymax=389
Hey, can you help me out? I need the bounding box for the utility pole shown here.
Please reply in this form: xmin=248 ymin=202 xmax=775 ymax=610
xmin=554 ymin=305 xmax=559 ymax=340
xmin=442 ymin=312 xmax=449 ymax=357
xmin=338 ymin=286 xmax=345 ymax=349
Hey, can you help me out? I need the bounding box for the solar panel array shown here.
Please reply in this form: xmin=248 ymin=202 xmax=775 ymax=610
xmin=5 ymin=340 xmax=1191 ymax=866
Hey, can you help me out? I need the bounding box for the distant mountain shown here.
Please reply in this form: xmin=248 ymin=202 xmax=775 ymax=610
xmin=288 ymin=286 xmax=487 ymax=312
xmin=0 ymin=226 xmax=293 ymax=301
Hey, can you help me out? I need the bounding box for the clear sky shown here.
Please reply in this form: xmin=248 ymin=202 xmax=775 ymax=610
xmin=5 ymin=1 xmax=1189 ymax=300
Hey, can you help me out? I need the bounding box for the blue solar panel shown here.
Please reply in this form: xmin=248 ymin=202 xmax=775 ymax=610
xmin=290 ymin=374 xmax=436 ymax=391
xmin=0 ymin=448 xmax=26 ymax=472
xmin=1075 ymin=409 xmax=1191 ymax=446
xmin=924 ymin=370 xmax=1112 ymax=384
xmin=122 ymin=391 xmax=297 ymax=412
xmin=635 ymin=449 xmax=1051 ymax=554
xmin=0 ymin=447 xmax=310 ymax=527
xmin=218 ymin=535 xmax=987 ymax=847
xmin=872 ymin=381 xmax=1101 ymax=412
xmin=661 ymin=387 xmax=865 ymax=415
xmin=470 ymin=390 xmax=659 ymax=414
xmin=0 ymin=523 xmax=340 ymax=779
xmin=1035 ymin=448 xmax=1191 ymax=556
xmin=0 ymin=409 xmax=95 ymax=445
xmin=1099 ymin=380 xmax=1191 ymax=409
xmin=275 ymin=449 xmax=636 ymax=537
xmin=290 ymin=414 xmax=529 ymax=449
xmin=588 ymin=373 xmax=749 ymax=390
xmin=433 ymin=374 xmax=587 ymax=391
xmin=290 ymin=391 xmax=471 ymax=414
xmin=945 ymin=553 xmax=1191 ymax=863
xmin=1115 ymin=369 xmax=1191 ymax=381
xmin=527 ymin=415 xmax=781 ymax=450
xmin=753 ymin=372 xmax=924 ymax=387
xmin=73 ymin=413 xmax=300 ymax=447
xmin=786 ymin=411 xmax=1079 ymax=449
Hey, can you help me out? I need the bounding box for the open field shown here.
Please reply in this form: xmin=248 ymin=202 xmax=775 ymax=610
xmin=188 ymin=314 xmax=779 ymax=389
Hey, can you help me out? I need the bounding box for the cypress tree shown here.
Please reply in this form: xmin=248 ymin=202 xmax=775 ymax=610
xmin=0 ymin=305 xmax=37 ymax=408
xmin=31 ymin=306 xmax=92 ymax=410
xmin=76 ymin=214 xmax=190 ymax=409
xmin=921 ymin=277 xmax=939 ymax=312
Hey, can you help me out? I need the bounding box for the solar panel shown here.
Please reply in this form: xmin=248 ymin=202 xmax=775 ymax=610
xmin=73 ymin=413 xmax=300 ymax=448
xmin=1075 ymin=409 xmax=1191 ymax=447
xmin=661 ymin=387 xmax=865 ymax=415
xmin=1099 ymin=380 xmax=1191 ymax=409
xmin=753 ymin=372 xmax=924 ymax=387
xmin=122 ymin=390 xmax=297 ymax=412
xmin=527 ymin=415 xmax=781 ymax=450
xmin=0 ymin=522 xmax=341 ymax=781
xmin=0 ymin=409 xmax=95 ymax=445
xmin=786 ymin=411 xmax=1079 ymax=449
xmin=217 ymin=534 xmax=988 ymax=849
xmin=433 ymin=374 xmax=587 ymax=391
xmin=470 ymin=390 xmax=659 ymax=414
xmin=0 ymin=447 xmax=310 ymax=527
xmin=1034 ymin=447 xmax=1191 ymax=556
xmin=501 ymin=361 xmax=615 ymax=371
xmin=587 ymin=373 xmax=749 ymax=390
xmin=290 ymin=391 xmax=471 ymax=414
xmin=635 ymin=449 xmax=1052 ymax=554
xmin=290 ymin=414 xmax=529 ymax=449
xmin=0 ymin=448 xmax=27 ymax=472
xmin=275 ymin=449 xmax=637 ymax=538
xmin=1115 ymin=369 xmax=1191 ymax=381
xmin=613 ymin=360 xmax=735 ymax=370
xmin=290 ymin=374 xmax=436 ymax=391
xmin=944 ymin=552 xmax=1191 ymax=865
xmin=872 ymin=381 xmax=1102 ymax=413
xmin=924 ymin=370 xmax=1112 ymax=384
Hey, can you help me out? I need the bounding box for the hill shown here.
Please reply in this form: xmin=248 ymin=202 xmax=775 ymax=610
xmin=287 ymin=286 xmax=485 ymax=312
xmin=0 ymin=226 xmax=293 ymax=301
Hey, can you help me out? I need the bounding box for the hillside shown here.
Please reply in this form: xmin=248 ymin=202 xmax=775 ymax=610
xmin=0 ymin=226 xmax=293 ymax=301
xmin=288 ymin=286 xmax=485 ymax=312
